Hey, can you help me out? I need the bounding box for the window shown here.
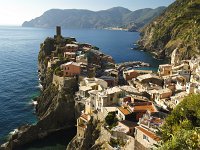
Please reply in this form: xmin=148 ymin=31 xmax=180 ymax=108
xmin=110 ymin=97 xmax=113 ymax=101
xmin=143 ymin=135 xmax=149 ymax=142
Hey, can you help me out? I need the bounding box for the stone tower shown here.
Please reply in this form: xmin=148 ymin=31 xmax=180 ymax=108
xmin=56 ymin=26 xmax=61 ymax=37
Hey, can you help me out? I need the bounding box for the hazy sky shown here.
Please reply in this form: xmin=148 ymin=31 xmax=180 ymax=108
xmin=0 ymin=0 xmax=175 ymax=25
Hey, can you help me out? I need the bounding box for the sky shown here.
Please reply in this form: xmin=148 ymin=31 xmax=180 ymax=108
xmin=0 ymin=0 xmax=175 ymax=25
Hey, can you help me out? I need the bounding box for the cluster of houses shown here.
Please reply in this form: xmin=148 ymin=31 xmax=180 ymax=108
xmin=75 ymin=48 xmax=200 ymax=149
xmin=47 ymin=27 xmax=114 ymax=81
xmin=48 ymin=27 xmax=200 ymax=150
xmin=48 ymin=42 xmax=89 ymax=77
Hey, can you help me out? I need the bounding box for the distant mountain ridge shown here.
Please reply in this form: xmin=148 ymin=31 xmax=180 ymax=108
xmin=22 ymin=6 xmax=166 ymax=31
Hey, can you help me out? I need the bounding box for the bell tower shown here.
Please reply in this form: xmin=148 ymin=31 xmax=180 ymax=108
xmin=56 ymin=26 xmax=61 ymax=37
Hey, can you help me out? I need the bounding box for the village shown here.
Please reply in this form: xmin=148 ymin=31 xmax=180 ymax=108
xmin=45 ymin=27 xmax=200 ymax=150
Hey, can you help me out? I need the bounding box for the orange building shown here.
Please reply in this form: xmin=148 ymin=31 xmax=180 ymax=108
xmin=61 ymin=62 xmax=81 ymax=77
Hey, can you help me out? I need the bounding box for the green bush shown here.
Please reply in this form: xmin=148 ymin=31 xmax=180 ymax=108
xmin=105 ymin=112 xmax=118 ymax=128
xmin=54 ymin=67 xmax=63 ymax=77
xmin=158 ymin=94 xmax=200 ymax=150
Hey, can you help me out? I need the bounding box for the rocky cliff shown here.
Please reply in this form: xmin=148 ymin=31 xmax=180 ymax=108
xmin=66 ymin=116 xmax=113 ymax=150
xmin=138 ymin=0 xmax=200 ymax=59
xmin=66 ymin=117 xmax=101 ymax=150
xmin=1 ymin=37 xmax=78 ymax=150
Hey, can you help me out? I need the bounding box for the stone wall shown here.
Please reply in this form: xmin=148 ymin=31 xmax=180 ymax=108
xmin=134 ymin=140 xmax=149 ymax=150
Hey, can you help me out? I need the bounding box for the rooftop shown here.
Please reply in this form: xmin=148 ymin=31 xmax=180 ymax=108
xmin=66 ymin=44 xmax=78 ymax=47
xmin=106 ymin=86 xmax=122 ymax=95
xmin=120 ymin=86 xmax=139 ymax=93
xmin=129 ymin=102 xmax=157 ymax=113
xmin=159 ymin=64 xmax=172 ymax=67
xmin=88 ymin=90 xmax=99 ymax=95
xmin=111 ymin=125 xmax=128 ymax=133
xmin=147 ymin=89 xmax=158 ymax=94
xmin=118 ymin=107 xmax=132 ymax=115
xmin=124 ymin=69 xmax=152 ymax=74
xmin=157 ymin=88 xmax=172 ymax=94
xmin=80 ymin=114 xmax=89 ymax=122
xmin=78 ymin=124 xmax=87 ymax=129
xmin=79 ymin=86 xmax=92 ymax=91
xmin=136 ymin=126 xmax=160 ymax=141
xmin=62 ymin=61 xmax=81 ymax=67
xmin=137 ymin=74 xmax=160 ymax=82
xmin=64 ymin=52 xmax=76 ymax=55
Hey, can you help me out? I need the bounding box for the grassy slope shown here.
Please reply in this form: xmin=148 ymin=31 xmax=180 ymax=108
xmin=140 ymin=0 xmax=200 ymax=59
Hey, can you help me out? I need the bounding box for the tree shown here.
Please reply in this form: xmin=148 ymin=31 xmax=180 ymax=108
xmin=158 ymin=94 xmax=200 ymax=150
xmin=43 ymin=37 xmax=55 ymax=56
xmin=105 ymin=112 xmax=118 ymax=128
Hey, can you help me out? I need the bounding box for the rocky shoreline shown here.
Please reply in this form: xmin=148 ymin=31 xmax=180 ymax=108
xmin=1 ymin=30 xmax=78 ymax=150
xmin=1 ymin=27 xmax=151 ymax=150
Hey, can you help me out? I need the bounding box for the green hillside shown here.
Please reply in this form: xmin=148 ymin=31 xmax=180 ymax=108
xmin=139 ymin=0 xmax=200 ymax=59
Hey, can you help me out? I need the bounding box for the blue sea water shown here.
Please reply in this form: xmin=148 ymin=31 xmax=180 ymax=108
xmin=0 ymin=26 xmax=166 ymax=149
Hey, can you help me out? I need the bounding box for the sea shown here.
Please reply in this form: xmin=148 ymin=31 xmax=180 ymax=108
xmin=0 ymin=26 xmax=166 ymax=149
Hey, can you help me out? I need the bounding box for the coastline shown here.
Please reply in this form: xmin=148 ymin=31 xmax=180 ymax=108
xmin=0 ymin=26 xmax=164 ymax=149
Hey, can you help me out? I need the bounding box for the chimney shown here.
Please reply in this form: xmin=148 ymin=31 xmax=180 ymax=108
xmin=56 ymin=26 xmax=61 ymax=36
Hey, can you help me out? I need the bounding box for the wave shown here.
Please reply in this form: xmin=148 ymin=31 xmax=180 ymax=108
xmin=36 ymin=83 xmax=43 ymax=90
xmin=28 ymin=99 xmax=38 ymax=106
xmin=9 ymin=128 xmax=18 ymax=136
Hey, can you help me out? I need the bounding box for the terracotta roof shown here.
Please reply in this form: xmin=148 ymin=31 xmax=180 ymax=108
xmin=78 ymin=124 xmax=87 ymax=129
xmin=118 ymin=107 xmax=131 ymax=115
xmin=80 ymin=114 xmax=89 ymax=121
xmin=134 ymin=105 xmax=157 ymax=113
xmin=129 ymin=102 xmax=157 ymax=113
xmin=136 ymin=126 xmax=160 ymax=141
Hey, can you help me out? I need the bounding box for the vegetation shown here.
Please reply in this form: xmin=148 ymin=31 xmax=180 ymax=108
xmin=54 ymin=67 xmax=63 ymax=77
xmin=140 ymin=0 xmax=200 ymax=59
xmin=105 ymin=112 xmax=118 ymax=129
xmin=43 ymin=37 xmax=55 ymax=56
xmin=38 ymin=37 xmax=55 ymax=62
xmin=109 ymin=138 xmax=126 ymax=148
xmin=158 ymin=94 xmax=200 ymax=150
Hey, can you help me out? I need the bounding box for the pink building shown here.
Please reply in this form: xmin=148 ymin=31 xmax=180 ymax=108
xmin=61 ymin=62 xmax=81 ymax=77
